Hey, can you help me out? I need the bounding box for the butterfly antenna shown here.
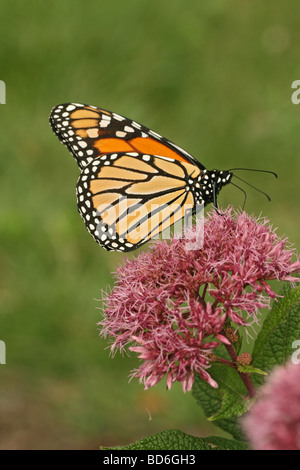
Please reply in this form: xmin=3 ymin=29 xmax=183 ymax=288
xmin=230 ymin=181 xmax=247 ymax=210
xmin=228 ymin=168 xmax=278 ymax=178
xmin=231 ymin=174 xmax=271 ymax=202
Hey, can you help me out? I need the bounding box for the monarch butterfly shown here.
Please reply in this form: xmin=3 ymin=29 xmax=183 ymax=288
xmin=49 ymin=102 xmax=234 ymax=252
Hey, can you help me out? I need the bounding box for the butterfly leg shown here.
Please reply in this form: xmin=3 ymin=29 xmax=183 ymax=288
xmin=212 ymin=182 xmax=224 ymax=216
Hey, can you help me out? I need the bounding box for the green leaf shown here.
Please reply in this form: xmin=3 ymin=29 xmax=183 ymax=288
xmin=101 ymin=429 xmax=248 ymax=450
xmin=203 ymin=365 xmax=249 ymax=420
xmin=192 ymin=365 xmax=248 ymax=441
xmin=208 ymin=388 xmax=252 ymax=422
xmin=236 ymin=364 xmax=268 ymax=376
xmin=252 ymin=283 xmax=300 ymax=386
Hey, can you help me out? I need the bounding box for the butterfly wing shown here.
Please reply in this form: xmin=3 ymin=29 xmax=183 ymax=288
xmin=50 ymin=103 xmax=208 ymax=251
xmin=49 ymin=103 xmax=205 ymax=171
xmin=76 ymin=152 xmax=201 ymax=251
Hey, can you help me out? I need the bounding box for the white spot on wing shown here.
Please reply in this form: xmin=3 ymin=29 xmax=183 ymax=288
xmin=116 ymin=131 xmax=127 ymax=137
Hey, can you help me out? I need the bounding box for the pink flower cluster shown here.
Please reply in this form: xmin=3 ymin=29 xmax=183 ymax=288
xmin=242 ymin=361 xmax=300 ymax=450
xmin=100 ymin=208 xmax=300 ymax=391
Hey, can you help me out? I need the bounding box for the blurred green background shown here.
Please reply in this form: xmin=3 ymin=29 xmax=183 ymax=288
xmin=0 ymin=0 xmax=299 ymax=449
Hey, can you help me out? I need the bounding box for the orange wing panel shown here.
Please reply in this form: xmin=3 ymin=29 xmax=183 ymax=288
xmin=94 ymin=138 xmax=133 ymax=154
xmin=130 ymin=137 xmax=188 ymax=162
xmin=70 ymin=109 xmax=100 ymax=119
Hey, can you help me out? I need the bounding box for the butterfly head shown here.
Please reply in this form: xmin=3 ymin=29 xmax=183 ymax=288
xmin=199 ymin=169 xmax=233 ymax=206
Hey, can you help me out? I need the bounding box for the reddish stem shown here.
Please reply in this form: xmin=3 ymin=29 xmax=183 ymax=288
xmin=213 ymin=357 xmax=235 ymax=368
xmin=196 ymin=290 xmax=256 ymax=398
xmin=223 ymin=338 xmax=256 ymax=399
